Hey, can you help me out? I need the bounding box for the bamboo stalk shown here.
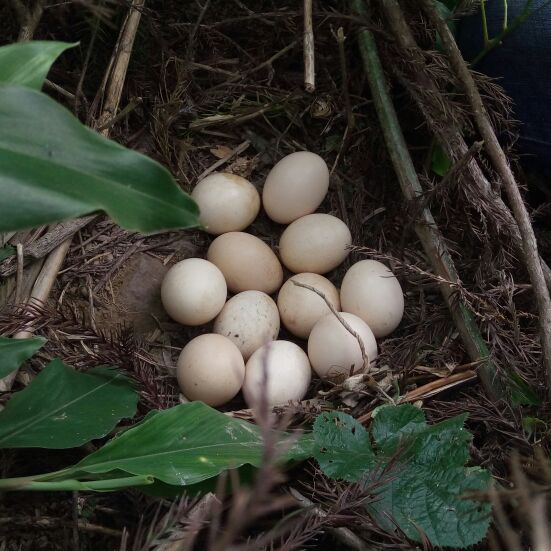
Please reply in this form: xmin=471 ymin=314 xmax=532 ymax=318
xmin=0 ymin=0 xmax=147 ymax=393
xmin=419 ymin=0 xmax=551 ymax=400
xmin=351 ymin=0 xmax=504 ymax=401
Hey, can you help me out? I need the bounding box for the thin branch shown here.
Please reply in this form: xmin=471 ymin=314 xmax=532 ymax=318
xmin=303 ymin=0 xmax=315 ymax=92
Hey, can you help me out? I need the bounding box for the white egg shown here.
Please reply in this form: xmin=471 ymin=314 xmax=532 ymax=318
xmin=214 ymin=291 xmax=280 ymax=360
xmin=308 ymin=312 xmax=378 ymax=379
xmin=340 ymin=260 xmax=404 ymax=338
xmin=277 ymin=273 xmax=340 ymax=338
xmin=279 ymin=214 xmax=351 ymax=274
xmin=207 ymin=232 xmax=283 ymax=294
xmin=262 ymin=151 xmax=329 ymax=224
xmin=192 ymin=172 xmax=260 ymax=235
xmin=177 ymin=334 xmax=245 ymax=406
xmin=242 ymin=341 xmax=312 ymax=406
xmin=161 ymin=258 xmax=227 ymax=325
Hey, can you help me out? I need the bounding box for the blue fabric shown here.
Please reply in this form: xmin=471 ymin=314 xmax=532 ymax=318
xmin=457 ymin=0 xmax=551 ymax=177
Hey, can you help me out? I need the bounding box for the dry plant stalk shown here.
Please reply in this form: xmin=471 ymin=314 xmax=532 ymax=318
xmin=303 ymin=0 xmax=315 ymax=92
xmin=419 ymin=0 xmax=551 ymax=399
xmin=0 ymin=0 xmax=147 ymax=393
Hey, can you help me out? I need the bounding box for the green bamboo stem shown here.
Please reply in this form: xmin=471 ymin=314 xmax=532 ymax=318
xmin=0 ymin=473 xmax=154 ymax=492
xmin=351 ymin=0 xmax=505 ymax=401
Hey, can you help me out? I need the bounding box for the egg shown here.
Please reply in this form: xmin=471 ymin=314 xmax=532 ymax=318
xmin=214 ymin=291 xmax=280 ymax=360
xmin=177 ymin=334 xmax=245 ymax=406
xmin=191 ymin=172 xmax=260 ymax=235
xmin=207 ymin=232 xmax=283 ymax=294
xmin=308 ymin=312 xmax=378 ymax=379
xmin=277 ymin=273 xmax=340 ymax=338
xmin=279 ymin=214 xmax=351 ymax=274
xmin=340 ymin=260 xmax=404 ymax=338
xmin=161 ymin=258 xmax=227 ymax=325
xmin=242 ymin=341 xmax=312 ymax=406
xmin=262 ymin=151 xmax=329 ymax=224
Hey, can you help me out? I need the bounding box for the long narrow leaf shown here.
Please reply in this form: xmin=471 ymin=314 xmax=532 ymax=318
xmin=0 ymin=360 xmax=138 ymax=448
xmin=0 ymin=85 xmax=199 ymax=233
xmin=0 ymin=336 xmax=45 ymax=379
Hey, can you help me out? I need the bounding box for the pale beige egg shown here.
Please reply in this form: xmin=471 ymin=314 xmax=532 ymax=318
xmin=279 ymin=214 xmax=351 ymax=274
xmin=191 ymin=172 xmax=260 ymax=235
xmin=177 ymin=334 xmax=245 ymax=406
xmin=161 ymin=258 xmax=227 ymax=326
xmin=214 ymin=290 xmax=280 ymax=360
xmin=277 ymin=273 xmax=340 ymax=338
xmin=308 ymin=312 xmax=378 ymax=379
xmin=340 ymin=260 xmax=404 ymax=338
xmin=207 ymin=232 xmax=283 ymax=294
xmin=242 ymin=341 xmax=312 ymax=406
xmin=262 ymin=151 xmax=329 ymax=224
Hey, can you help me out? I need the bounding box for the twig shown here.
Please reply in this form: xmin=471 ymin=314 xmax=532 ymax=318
xmin=352 ymin=0 xmax=505 ymax=401
xmin=438 ymin=140 xmax=484 ymax=190
xmin=10 ymin=0 xmax=44 ymax=41
xmin=291 ymin=280 xmax=394 ymax=403
xmin=290 ymin=488 xmax=373 ymax=551
xmin=15 ymin=244 xmax=23 ymax=304
xmin=0 ymin=516 xmax=122 ymax=537
xmin=196 ymin=140 xmax=251 ymax=181
xmin=96 ymin=97 xmax=143 ymax=131
xmin=421 ymin=0 xmax=551 ymax=400
xmin=303 ymin=0 xmax=315 ymax=92
xmin=379 ymin=0 xmax=551 ymax=294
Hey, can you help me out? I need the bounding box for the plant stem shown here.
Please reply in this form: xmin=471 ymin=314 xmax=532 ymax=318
xmin=351 ymin=0 xmax=505 ymax=401
xmin=0 ymin=474 xmax=154 ymax=492
xmin=502 ymin=0 xmax=508 ymax=31
xmin=480 ymin=0 xmax=490 ymax=46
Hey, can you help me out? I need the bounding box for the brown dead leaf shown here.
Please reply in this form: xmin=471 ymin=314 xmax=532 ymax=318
xmin=210 ymin=145 xmax=233 ymax=159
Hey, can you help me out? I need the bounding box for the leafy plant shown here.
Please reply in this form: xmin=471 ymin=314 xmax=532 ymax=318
xmin=0 ymin=41 xmax=199 ymax=234
xmin=0 ymin=335 xmax=45 ymax=378
xmin=313 ymin=405 xmax=491 ymax=548
xmin=0 ymin=401 xmax=313 ymax=492
xmin=0 ymin=359 xmax=138 ymax=448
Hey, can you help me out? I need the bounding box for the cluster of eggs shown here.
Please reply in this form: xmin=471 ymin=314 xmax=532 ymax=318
xmin=160 ymin=152 xmax=404 ymax=409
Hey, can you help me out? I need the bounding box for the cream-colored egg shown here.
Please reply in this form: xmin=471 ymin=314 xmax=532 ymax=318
xmin=214 ymin=291 xmax=280 ymax=360
xmin=161 ymin=258 xmax=227 ymax=325
xmin=191 ymin=172 xmax=260 ymax=235
xmin=279 ymin=214 xmax=351 ymax=274
xmin=207 ymin=232 xmax=283 ymax=294
xmin=340 ymin=260 xmax=404 ymax=338
xmin=308 ymin=312 xmax=378 ymax=379
xmin=277 ymin=273 xmax=340 ymax=338
xmin=262 ymin=151 xmax=329 ymax=224
xmin=177 ymin=334 xmax=245 ymax=406
xmin=242 ymin=341 xmax=311 ymax=406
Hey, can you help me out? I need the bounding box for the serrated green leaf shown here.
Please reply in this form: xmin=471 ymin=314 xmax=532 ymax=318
xmin=313 ymin=411 xmax=374 ymax=481
xmin=0 ymin=41 xmax=75 ymax=90
xmin=0 ymin=359 xmax=138 ymax=448
xmin=0 ymin=245 xmax=15 ymax=262
xmin=68 ymin=402 xmax=312 ymax=487
xmin=313 ymin=405 xmax=491 ymax=548
xmin=0 ymin=336 xmax=45 ymax=379
xmin=0 ymin=84 xmax=199 ymax=234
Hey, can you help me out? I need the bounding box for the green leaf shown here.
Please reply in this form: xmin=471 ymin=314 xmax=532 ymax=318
xmin=507 ymin=372 xmax=541 ymax=406
xmin=313 ymin=405 xmax=492 ymax=548
xmin=313 ymin=412 xmax=374 ymax=481
xmin=68 ymin=402 xmax=312 ymax=486
xmin=431 ymin=143 xmax=452 ymax=176
xmin=0 ymin=336 xmax=46 ymax=379
xmin=0 ymin=359 xmax=138 ymax=448
xmin=522 ymin=416 xmax=547 ymax=437
xmin=0 ymin=84 xmax=199 ymax=234
xmin=0 ymin=41 xmax=75 ymax=90
xmin=0 ymin=245 xmax=15 ymax=262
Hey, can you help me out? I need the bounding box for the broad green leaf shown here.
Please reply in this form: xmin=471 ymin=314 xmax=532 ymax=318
xmin=507 ymin=372 xmax=541 ymax=406
xmin=313 ymin=411 xmax=374 ymax=481
xmin=68 ymin=402 xmax=312 ymax=486
xmin=313 ymin=406 xmax=491 ymax=548
xmin=0 ymin=245 xmax=15 ymax=262
xmin=0 ymin=359 xmax=138 ymax=448
xmin=0 ymin=336 xmax=45 ymax=379
xmin=0 ymin=85 xmax=199 ymax=233
xmin=431 ymin=143 xmax=452 ymax=176
xmin=0 ymin=41 xmax=75 ymax=90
